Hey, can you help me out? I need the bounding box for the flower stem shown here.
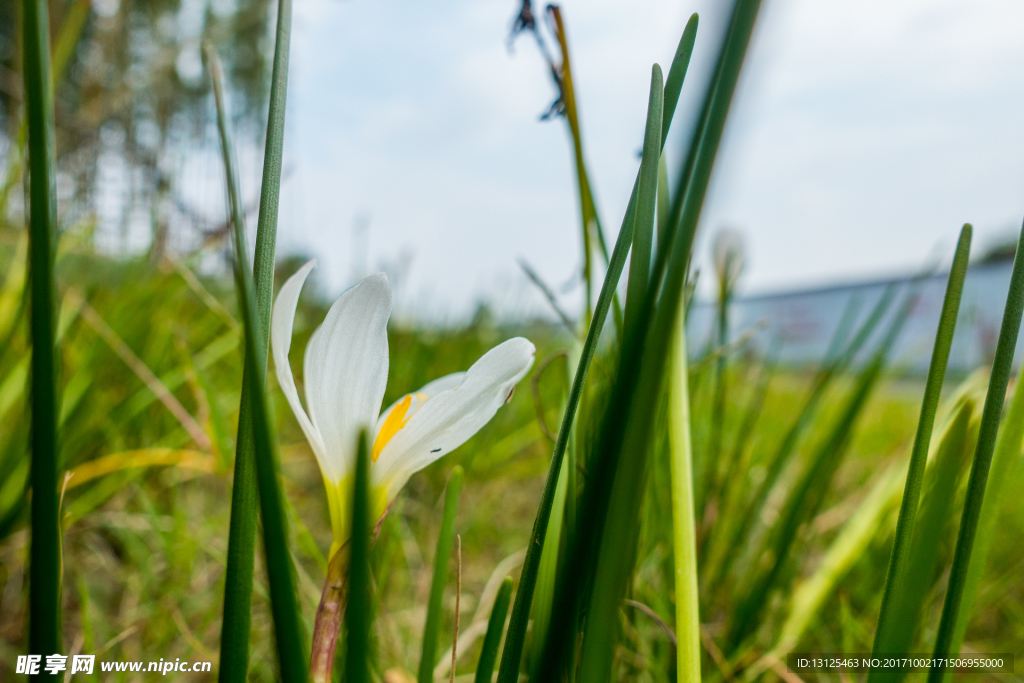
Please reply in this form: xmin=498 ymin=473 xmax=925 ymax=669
xmin=310 ymin=547 xmax=350 ymax=683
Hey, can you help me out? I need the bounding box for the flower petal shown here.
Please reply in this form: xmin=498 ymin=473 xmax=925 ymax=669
xmin=271 ymin=260 xmax=328 ymax=463
xmin=303 ymin=272 xmax=392 ymax=484
xmin=372 ymin=337 xmax=535 ymax=503
xmin=373 ymin=371 xmax=466 ymax=440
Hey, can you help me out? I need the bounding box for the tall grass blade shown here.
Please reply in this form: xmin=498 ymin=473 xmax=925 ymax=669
xmin=622 ymin=67 xmax=665 ymax=336
xmin=575 ymin=64 xmax=664 ymax=683
xmin=208 ymin=47 xmax=308 ymax=683
xmin=942 ymin=362 xmax=1024 ymax=679
xmin=928 ymin=224 xmax=1024 ymax=683
xmin=668 ymin=305 xmax=701 ymax=683
xmin=543 ymin=1 xmax=763 ymax=677
xmin=418 ymin=466 xmax=464 ymax=683
xmin=344 ymin=431 xmax=372 ymax=683
xmin=495 ymin=18 xmax=698 ymax=682
xmin=23 ymin=0 xmax=63 ymax=663
xmin=879 ymin=398 xmax=978 ymax=676
xmin=546 ymin=6 xmax=602 ymax=316
xmin=218 ymin=0 xmax=293 ymax=677
xmin=475 ymin=577 xmax=513 ymax=683
xmin=869 ymin=225 xmax=971 ymax=669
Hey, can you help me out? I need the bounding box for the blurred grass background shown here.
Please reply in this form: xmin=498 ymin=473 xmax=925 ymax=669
xmin=0 ymin=236 xmax=1020 ymax=680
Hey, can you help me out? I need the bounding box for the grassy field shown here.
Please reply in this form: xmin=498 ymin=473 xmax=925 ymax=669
xmin=0 ymin=238 xmax=1022 ymax=681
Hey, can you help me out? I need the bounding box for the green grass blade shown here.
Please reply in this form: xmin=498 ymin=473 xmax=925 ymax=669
xmin=218 ymin=0 xmax=293 ymax=677
xmin=622 ymin=66 xmax=665 ymax=337
xmin=668 ymin=307 xmax=701 ymax=683
xmin=345 ymin=431 xmax=372 ymax=683
xmin=476 ymin=577 xmax=513 ymax=683
xmin=942 ymin=359 xmax=1024 ymax=679
xmin=877 ymin=398 xmax=977 ymax=677
xmin=869 ymin=225 xmax=971 ymax=668
xmin=208 ymin=47 xmax=308 ymax=683
xmin=23 ymin=0 xmax=63 ymax=662
xmin=575 ymin=64 xmax=663 ymax=682
xmin=494 ymin=21 xmax=698 ymax=682
xmin=526 ymin=446 xmax=570 ymax=680
xmin=928 ymin=224 xmax=1024 ymax=683
xmin=418 ymin=466 xmax=464 ymax=683
xmin=542 ymin=2 xmax=762 ymax=678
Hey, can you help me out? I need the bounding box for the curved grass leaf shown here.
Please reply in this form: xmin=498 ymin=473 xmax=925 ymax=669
xmin=208 ymin=47 xmax=308 ymax=683
xmin=928 ymin=223 xmax=1024 ymax=683
xmin=218 ymin=0 xmax=294 ymax=678
xmin=869 ymin=225 xmax=971 ymax=669
xmin=23 ymin=0 xmax=63 ymax=660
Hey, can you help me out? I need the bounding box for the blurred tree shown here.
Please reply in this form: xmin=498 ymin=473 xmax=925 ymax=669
xmin=0 ymin=0 xmax=274 ymax=257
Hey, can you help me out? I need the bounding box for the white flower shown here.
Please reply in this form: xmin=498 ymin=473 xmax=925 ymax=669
xmin=272 ymin=260 xmax=535 ymax=554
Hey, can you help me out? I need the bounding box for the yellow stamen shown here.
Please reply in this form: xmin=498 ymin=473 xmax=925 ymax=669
xmin=372 ymin=394 xmax=413 ymax=461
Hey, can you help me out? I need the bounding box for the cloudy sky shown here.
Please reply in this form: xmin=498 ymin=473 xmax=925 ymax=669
xmin=265 ymin=0 xmax=1024 ymax=320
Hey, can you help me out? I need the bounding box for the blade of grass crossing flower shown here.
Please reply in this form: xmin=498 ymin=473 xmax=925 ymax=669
xmin=868 ymin=225 xmax=971 ymax=671
xmin=495 ymin=21 xmax=698 ymax=683
xmin=345 ymin=431 xmax=372 ymax=683
xmin=928 ymin=223 xmax=1024 ymax=683
xmin=208 ymin=47 xmax=307 ymax=683
xmin=23 ymin=0 xmax=63 ymax=662
xmin=942 ymin=366 xmax=1024 ymax=682
xmin=476 ymin=577 xmax=513 ymax=683
xmin=668 ymin=305 xmax=701 ymax=683
xmin=544 ymin=2 xmax=762 ymax=678
xmin=418 ymin=467 xmax=464 ymax=683
xmin=219 ymin=0 xmax=293 ymax=677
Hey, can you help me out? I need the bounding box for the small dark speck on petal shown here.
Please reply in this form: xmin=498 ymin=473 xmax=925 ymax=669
xmin=430 ymin=448 xmax=442 ymax=453
xmin=504 ymin=386 xmax=515 ymax=403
